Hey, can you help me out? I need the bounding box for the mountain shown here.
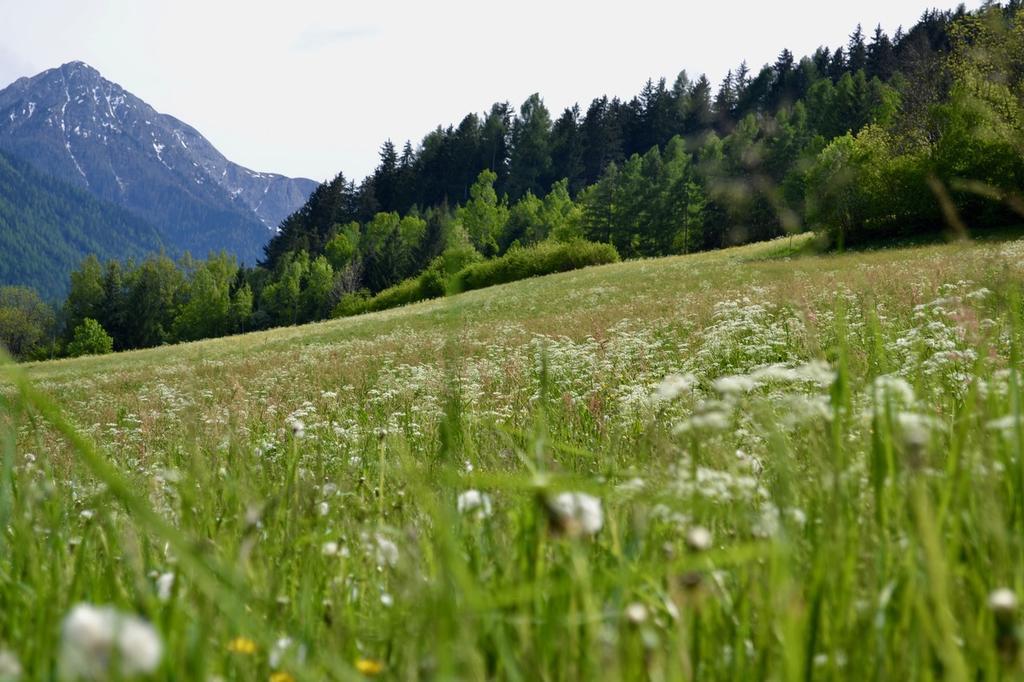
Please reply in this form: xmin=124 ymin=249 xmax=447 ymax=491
xmin=0 ymin=147 xmax=165 ymax=300
xmin=0 ymin=61 xmax=317 ymax=265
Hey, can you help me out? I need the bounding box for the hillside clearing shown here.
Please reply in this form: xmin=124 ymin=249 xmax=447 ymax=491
xmin=6 ymin=234 xmax=1024 ymax=679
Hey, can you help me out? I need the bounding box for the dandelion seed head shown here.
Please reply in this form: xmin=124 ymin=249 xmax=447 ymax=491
xmin=624 ymin=602 xmax=648 ymax=624
xmin=686 ymin=526 xmax=713 ymax=552
xmin=287 ymin=418 xmax=305 ymax=438
xmin=990 ymin=588 xmax=1018 ymax=615
xmin=60 ymin=603 xmax=162 ymax=678
xmin=456 ymin=490 xmax=493 ymax=519
xmin=548 ymin=492 xmax=604 ymax=537
xmin=155 ymin=572 xmax=174 ymax=602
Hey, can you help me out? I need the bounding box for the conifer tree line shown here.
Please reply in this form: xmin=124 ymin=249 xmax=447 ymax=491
xmin=4 ymin=2 xmax=1024 ymax=360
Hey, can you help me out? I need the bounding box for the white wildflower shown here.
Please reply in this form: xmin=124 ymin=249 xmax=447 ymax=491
xmin=548 ymin=492 xmax=604 ymax=537
xmin=615 ymin=477 xmax=646 ymax=495
xmin=712 ymin=374 xmax=758 ymax=396
xmin=794 ymin=360 xmax=836 ymax=386
xmin=989 ymin=588 xmax=1018 ymax=615
xmin=322 ymin=541 xmax=340 ymax=557
xmin=317 ymin=502 xmax=330 ymax=517
xmin=60 ymin=604 xmax=162 ymax=679
xmin=685 ymin=526 xmax=713 ymax=552
xmin=897 ymin=412 xmax=942 ymax=450
xmin=155 ymin=573 xmax=174 ymax=603
xmin=624 ymin=602 xmax=648 ymax=624
xmin=364 ymin=532 xmax=399 ymax=568
xmin=456 ymin=490 xmax=493 ymax=520
xmin=987 ymin=415 xmax=1022 ymax=433
xmin=287 ymin=418 xmax=305 ymax=439
xmin=873 ymin=375 xmax=916 ymax=407
xmin=675 ymin=401 xmax=732 ymax=434
xmin=653 ymin=373 xmax=697 ymax=402
xmin=269 ymin=637 xmax=292 ymax=668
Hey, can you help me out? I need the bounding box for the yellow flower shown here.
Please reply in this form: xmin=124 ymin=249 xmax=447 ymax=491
xmin=270 ymin=673 xmax=295 ymax=682
xmin=355 ymin=658 xmax=384 ymax=675
xmin=227 ymin=637 xmax=258 ymax=654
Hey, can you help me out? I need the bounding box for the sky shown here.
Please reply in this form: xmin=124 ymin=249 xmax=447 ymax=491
xmin=0 ymin=0 xmax=977 ymax=183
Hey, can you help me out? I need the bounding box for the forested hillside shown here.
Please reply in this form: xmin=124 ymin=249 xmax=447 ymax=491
xmin=6 ymin=1 xmax=1024 ymax=361
xmin=0 ymin=148 xmax=164 ymax=299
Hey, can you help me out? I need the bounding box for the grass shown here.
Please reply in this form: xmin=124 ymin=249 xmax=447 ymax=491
xmin=5 ymin=233 xmax=1024 ymax=679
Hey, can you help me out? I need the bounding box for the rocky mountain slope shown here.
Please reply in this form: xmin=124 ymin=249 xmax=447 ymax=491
xmin=0 ymin=61 xmax=317 ymax=264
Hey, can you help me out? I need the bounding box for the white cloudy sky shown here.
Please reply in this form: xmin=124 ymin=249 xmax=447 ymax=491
xmin=0 ymin=1 xmax=975 ymax=182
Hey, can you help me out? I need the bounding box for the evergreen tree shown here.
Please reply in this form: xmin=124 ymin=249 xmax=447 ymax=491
xmin=508 ymin=94 xmax=553 ymax=200
xmin=373 ymin=140 xmax=400 ymax=212
xmin=828 ymin=46 xmax=848 ymax=81
xmin=849 ymin=24 xmax=869 ymax=72
xmin=714 ymin=71 xmax=738 ymax=128
xmin=867 ymin=25 xmax=897 ymax=80
xmin=684 ymin=76 xmax=715 ymax=136
xmin=550 ymin=106 xmax=585 ymax=194
xmin=581 ymin=96 xmax=623 ymax=185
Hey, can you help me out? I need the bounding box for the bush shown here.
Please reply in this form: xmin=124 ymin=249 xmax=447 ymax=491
xmin=333 ymin=241 xmax=617 ymax=319
xmin=450 ymin=240 xmax=619 ymax=293
xmin=67 ymin=318 xmax=114 ymax=357
xmin=364 ymin=278 xmax=426 ymax=313
xmin=333 ymin=247 xmax=484 ymax=318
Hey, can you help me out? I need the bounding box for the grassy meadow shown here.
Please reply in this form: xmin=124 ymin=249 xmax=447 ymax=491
xmin=6 ymin=234 xmax=1024 ymax=679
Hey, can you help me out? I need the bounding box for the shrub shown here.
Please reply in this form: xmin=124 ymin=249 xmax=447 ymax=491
xmin=450 ymin=240 xmax=619 ymax=293
xmin=333 ymin=241 xmax=617 ymax=318
xmin=364 ymin=277 xmax=426 ymax=313
xmin=67 ymin=318 xmax=114 ymax=357
xmin=334 ymin=247 xmax=484 ymax=318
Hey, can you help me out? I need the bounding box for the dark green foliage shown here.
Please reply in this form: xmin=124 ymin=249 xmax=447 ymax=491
xmin=0 ymin=148 xmax=164 ymax=299
xmin=450 ymin=240 xmax=620 ymax=294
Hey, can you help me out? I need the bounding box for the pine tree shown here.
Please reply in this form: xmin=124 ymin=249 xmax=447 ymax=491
xmin=714 ymin=71 xmax=738 ymax=128
xmin=550 ymin=106 xmax=585 ymax=194
xmin=508 ymin=94 xmax=553 ymax=200
xmin=867 ymin=25 xmax=897 ymax=80
xmin=684 ymin=76 xmax=715 ymax=136
xmin=828 ymin=46 xmax=848 ymax=81
xmin=373 ymin=140 xmax=399 ymax=212
xmin=848 ymin=24 xmax=868 ymax=72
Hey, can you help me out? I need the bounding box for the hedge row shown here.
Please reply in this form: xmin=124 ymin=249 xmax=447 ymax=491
xmin=450 ymin=240 xmax=620 ymax=293
xmin=334 ymin=240 xmax=620 ymax=318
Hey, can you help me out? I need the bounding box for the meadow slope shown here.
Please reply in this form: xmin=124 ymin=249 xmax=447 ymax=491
xmin=6 ymin=235 xmax=1024 ymax=679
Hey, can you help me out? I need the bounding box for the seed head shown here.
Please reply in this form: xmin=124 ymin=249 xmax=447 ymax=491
xmin=60 ymin=604 xmax=163 ymax=678
xmin=990 ymin=588 xmax=1019 ymax=616
xmin=545 ymin=492 xmax=604 ymax=538
xmin=686 ymin=526 xmax=713 ymax=552
xmin=624 ymin=602 xmax=648 ymax=625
